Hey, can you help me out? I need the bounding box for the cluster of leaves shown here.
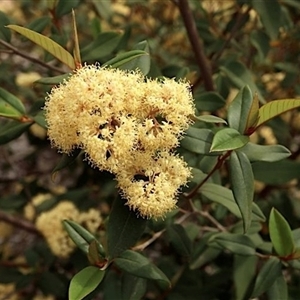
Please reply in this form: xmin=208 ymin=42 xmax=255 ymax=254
xmin=1 ymin=0 xmax=300 ymax=299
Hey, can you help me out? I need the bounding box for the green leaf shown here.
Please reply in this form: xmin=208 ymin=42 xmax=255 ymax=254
xmin=240 ymin=143 xmax=291 ymax=162
xmin=0 ymin=121 xmax=32 ymax=145
xmin=251 ymin=257 xmax=282 ymax=298
xmin=266 ymin=273 xmax=288 ymax=300
xmin=0 ymin=11 xmax=11 ymax=42
xmin=81 ymin=32 xmax=122 ymax=61
xmin=119 ymin=40 xmax=151 ymax=75
xmin=107 ymin=197 xmax=147 ymax=259
xmin=252 ymin=159 xmax=300 ymax=184
xmin=38 ymin=271 xmax=67 ymax=297
xmin=35 ymin=73 xmax=70 ymax=85
xmin=252 ymin=0 xmax=281 ymax=40
xmin=256 ymin=99 xmax=300 ymax=128
xmin=69 ymin=266 xmax=104 ymax=300
xmin=55 ymin=0 xmax=80 ymax=18
xmin=227 ymin=86 xmax=253 ymax=134
xmin=189 ymin=246 xmax=221 ymax=269
xmin=245 ymin=92 xmax=260 ymax=134
xmin=63 ymin=220 xmax=106 ymax=258
xmin=114 ymin=250 xmax=171 ymax=288
xmin=210 ymin=128 xmax=249 ymax=152
xmin=220 ymin=61 xmax=264 ymax=103
xmin=7 ymin=25 xmax=75 ymax=69
xmin=27 ymin=16 xmax=51 ymax=33
xmin=0 ymin=87 xmax=26 ymax=114
xmin=32 ymin=111 xmax=47 ymax=129
xmin=167 ymin=224 xmax=192 ymax=257
xmin=233 ymin=255 xmax=258 ymax=300
xmin=0 ymin=99 xmax=23 ymax=119
xmin=52 ymin=149 xmax=82 ymax=176
xmin=200 ymin=183 xmax=265 ymax=222
xmin=194 ymin=115 xmax=227 ymax=124
xmin=208 ymin=233 xmax=256 ymax=255
xmin=103 ymin=50 xmax=149 ymax=69
xmin=194 ymin=91 xmax=226 ymax=111
xmin=121 ymin=274 xmax=147 ymax=300
xmin=229 ymin=151 xmax=254 ymax=232
xmin=269 ymin=208 xmax=295 ymax=257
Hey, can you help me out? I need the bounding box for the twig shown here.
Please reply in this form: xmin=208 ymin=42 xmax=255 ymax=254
xmin=0 ymin=39 xmax=66 ymax=74
xmin=184 ymin=150 xmax=232 ymax=200
xmin=177 ymin=0 xmax=214 ymax=91
xmin=133 ymin=212 xmax=192 ymax=251
xmin=0 ymin=210 xmax=42 ymax=236
xmin=198 ymin=210 xmax=227 ymax=232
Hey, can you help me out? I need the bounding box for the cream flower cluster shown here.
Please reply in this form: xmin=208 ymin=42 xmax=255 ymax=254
xmin=45 ymin=65 xmax=194 ymax=218
xmin=36 ymin=201 xmax=102 ymax=258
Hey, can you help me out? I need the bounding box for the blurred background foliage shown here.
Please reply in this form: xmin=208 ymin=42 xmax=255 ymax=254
xmin=0 ymin=0 xmax=300 ymax=299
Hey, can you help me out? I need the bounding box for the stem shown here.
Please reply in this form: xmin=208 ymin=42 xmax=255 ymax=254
xmin=184 ymin=151 xmax=232 ymax=199
xmin=133 ymin=212 xmax=192 ymax=251
xmin=198 ymin=210 xmax=227 ymax=232
xmin=0 ymin=39 xmax=66 ymax=74
xmin=177 ymin=0 xmax=214 ymax=91
xmin=0 ymin=210 xmax=42 ymax=236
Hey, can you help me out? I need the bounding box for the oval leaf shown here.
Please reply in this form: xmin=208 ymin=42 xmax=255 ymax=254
xmin=229 ymin=151 xmax=254 ymax=232
xmin=0 ymin=121 xmax=32 ymax=145
xmin=7 ymin=25 xmax=75 ymax=69
xmin=266 ymin=273 xmax=288 ymax=300
xmin=69 ymin=266 xmax=104 ymax=300
xmin=194 ymin=115 xmax=227 ymax=124
xmin=227 ymin=85 xmax=253 ymax=134
xmin=256 ymin=99 xmax=300 ymax=128
xmin=52 ymin=149 xmax=82 ymax=176
xmin=63 ymin=220 xmax=105 ymax=257
xmin=107 ymin=197 xmax=147 ymax=259
xmin=194 ymin=91 xmax=226 ymax=111
xmin=240 ymin=143 xmax=291 ymax=162
xmin=269 ymin=208 xmax=295 ymax=257
xmin=35 ymin=73 xmax=70 ymax=85
xmin=210 ymin=128 xmax=249 ymax=152
xmin=114 ymin=250 xmax=170 ymax=288
xmin=103 ymin=50 xmax=148 ymax=69
xmin=121 ymin=274 xmax=147 ymax=300
xmin=208 ymin=233 xmax=256 ymax=255
xmin=251 ymin=257 xmax=282 ymax=298
xmin=0 ymin=87 xmax=26 ymax=114
xmin=166 ymin=224 xmax=192 ymax=257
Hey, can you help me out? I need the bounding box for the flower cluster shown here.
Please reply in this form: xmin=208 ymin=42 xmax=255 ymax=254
xmin=35 ymin=201 xmax=102 ymax=258
xmin=45 ymin=65 xmax=194 ymax=218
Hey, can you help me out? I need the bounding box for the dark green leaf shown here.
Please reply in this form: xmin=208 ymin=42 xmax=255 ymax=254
xmin=69 ymin=266 xmax=104 ymax=300
xmin=0 ymin=121 xmax=32 ymax=145
xmin=81 ymin=32 xmax=122 ymax=61
xmin=210 ymin=128 xmax=249 ymax=152
xmin=55 ymin=0 xmax=80 ymax=17
xmin=103 ymin=50 xmax=149 ymax=69
xmin=121 ymin=274 xmax=147 ymax=300
xmin=194 ymin=115 xmax=227 ymax=124
xmin=38 ymin=271 xmax=67 ymax=297
xmin=181 ymin=128 xmax=214 ymax=154
xmin=194 ymin=91 xmax=226 ymax=111
xmin=114 ymin=250 xmax=170 ymax=288
xmin=189 ymin=246 xmax=221 ymax=269
xmin=32 ymin=111 xmax=47 ymax=129
xmin=227 ymin=86 xmax=253 ymax=134
xmin=240 ymin=142 xmax=291 ymax=162
xmin=0 ymin=11 xmax=11 ymax=41
xmin=167 ymin=224 xmax=192 ymax=257
xmin=269 ymin=208 xmax=295 ymax=257
xmin=27 ymin=16 xmax=51 ymax=33
xmin=252 ymin=159 xmax=300 ymax=184
xmin=251 ymin=257 xmax=282 ymax=298
xmin=266 ymin=273 xmax=288 ymax=300
xmin=0 ymin=87 xmax=26 ymax=114
xmin=220 ymin=61 xmax=264 ymax=103
xmin=208 ymin=233 xmax=256 ymax=255
xmin=35 ymin=73 xmax=70 ymax=85
xmin=250 ymin=30 xmax=270 ymax=61
xmin=63 ymin=220 xmax=106 ymax=258
xmin=233 ymin=255 xmax=258 ymax=300
xmin=229 ymin=151 xmax=254 ymax=232
xmin=200 ymin=183 xmax=265 ymax=222
xmin=119 ymin=40 xmax=151 ymax=75
xmin=107 ymin=197 xmax=147 ymax=259
xmin=252 ymin=0 xmax=281 ymax=39
xmin=52 ymin=149 xmax=82 ymax=175
xmin=91 ymin=0 xmax=112 ymax=21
